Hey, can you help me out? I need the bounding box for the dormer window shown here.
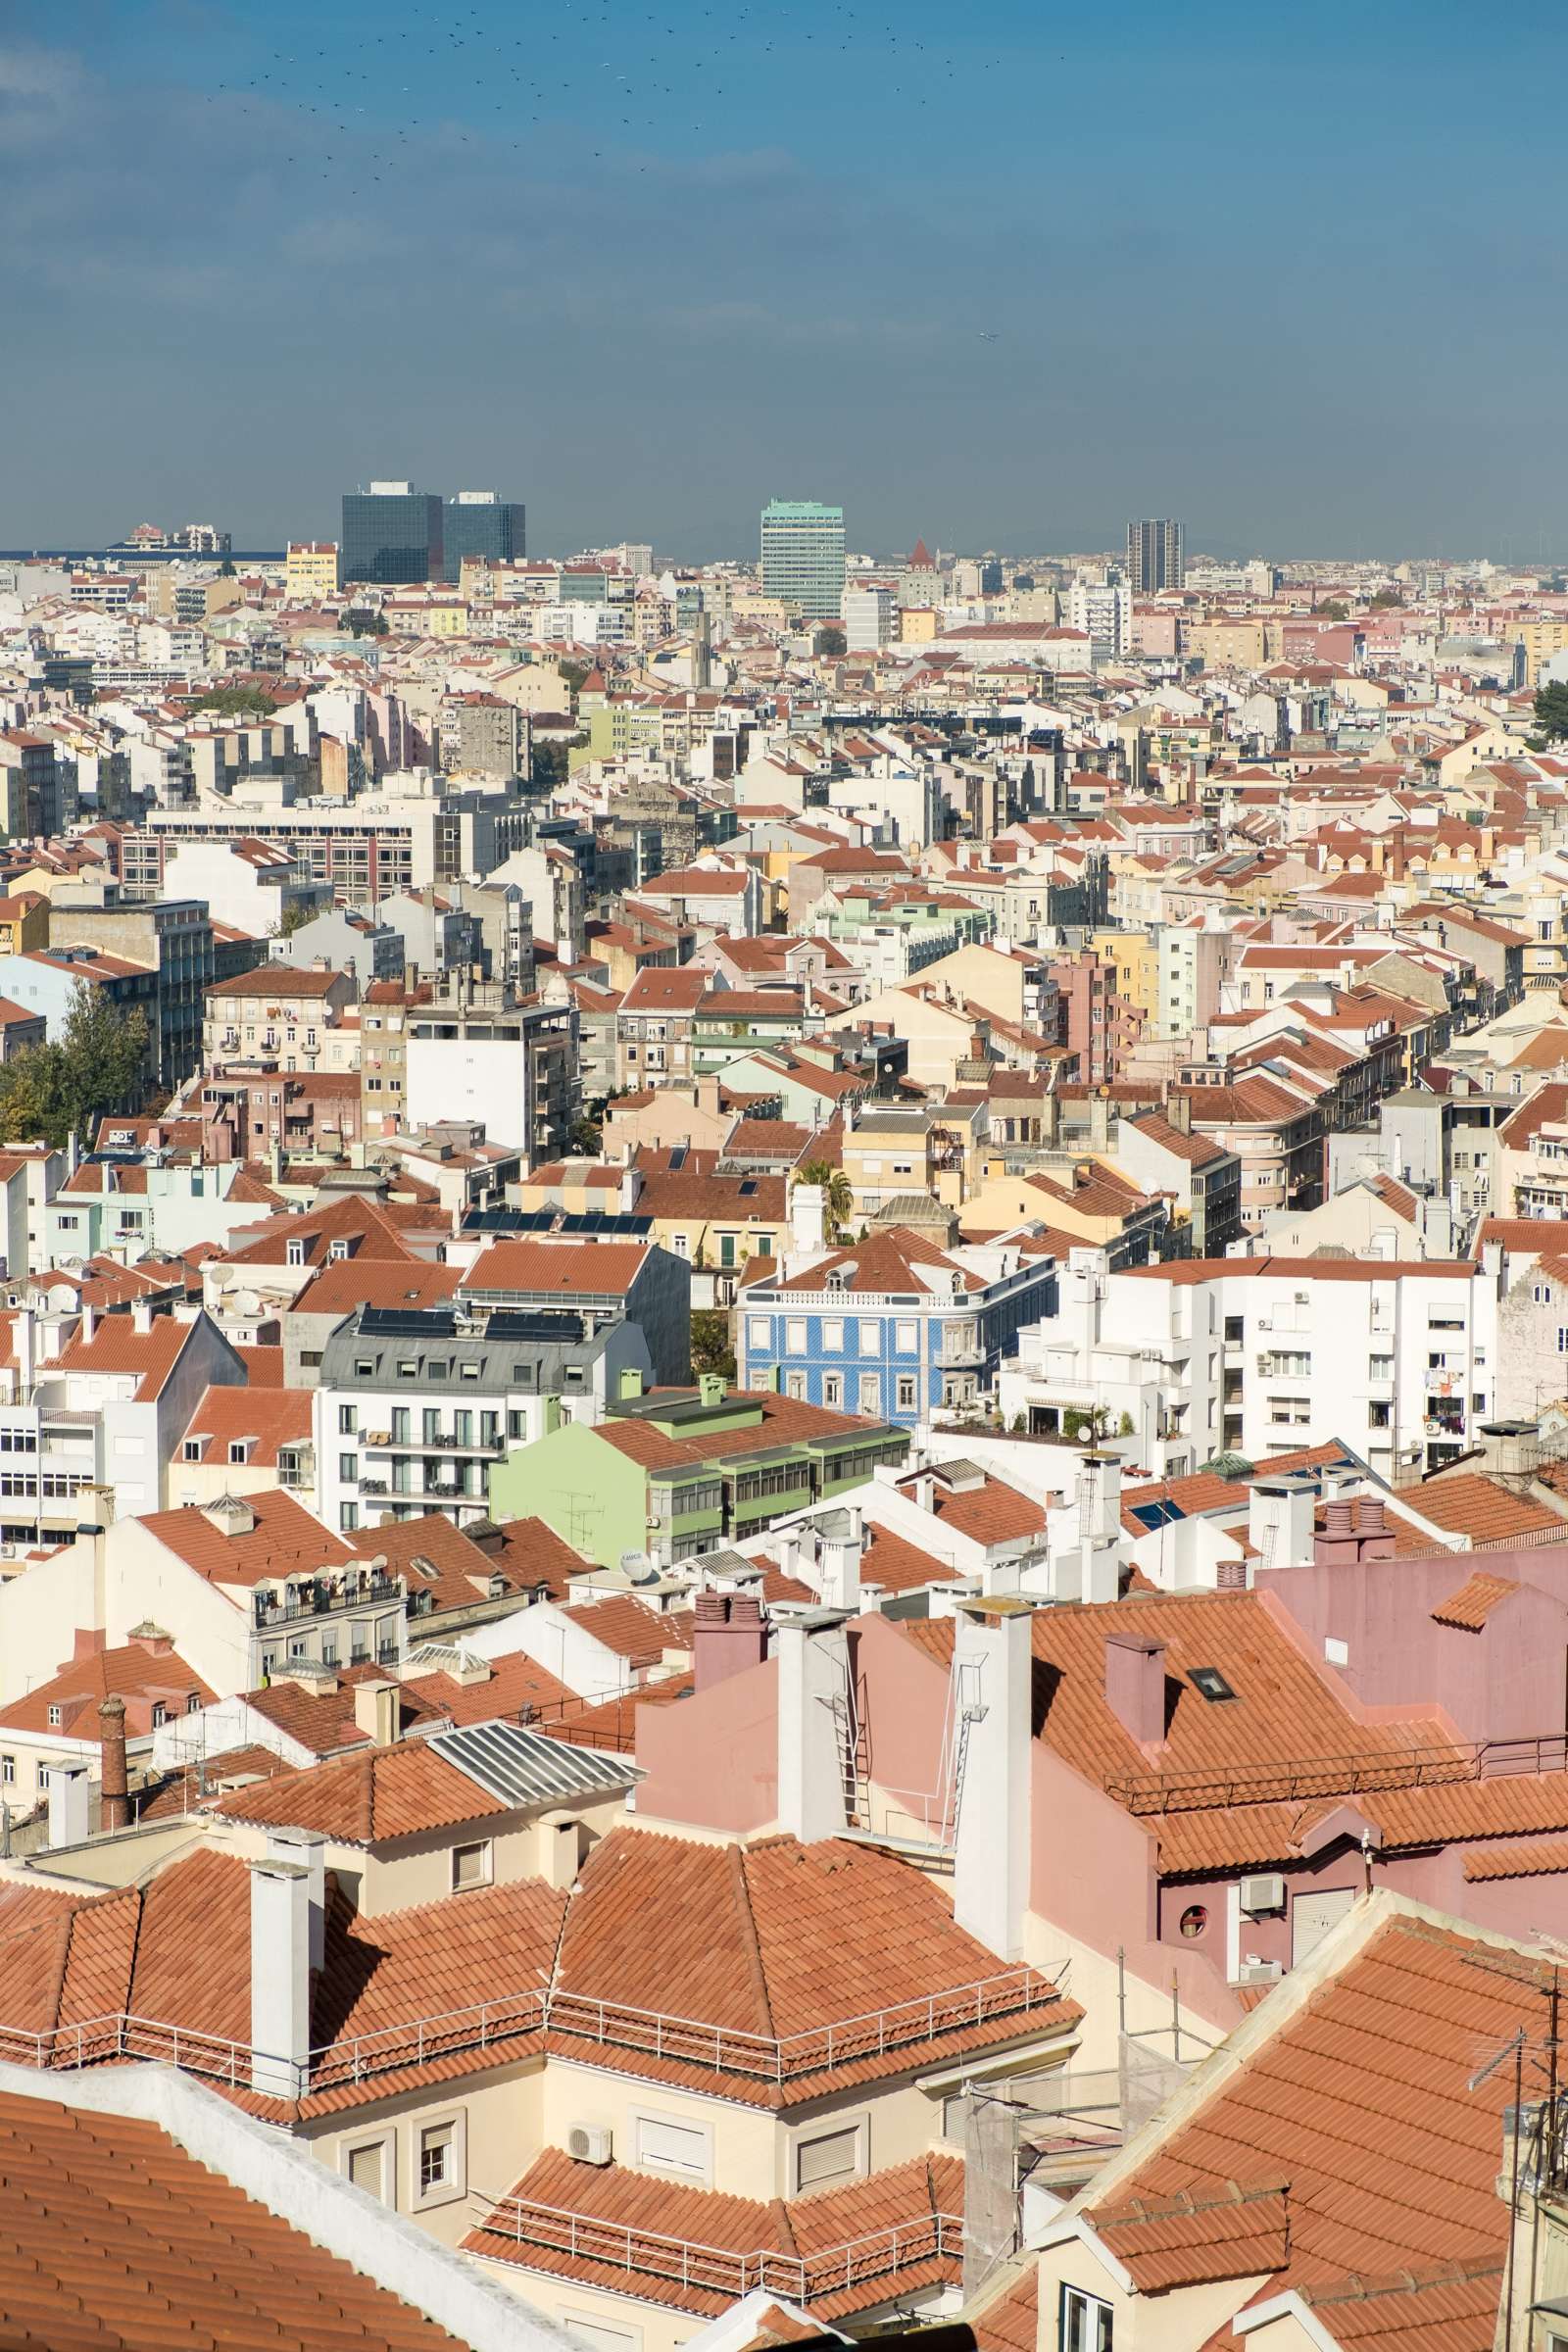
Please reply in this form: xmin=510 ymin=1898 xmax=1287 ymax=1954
xmin=286 ymin=1238 xmax=306 ymax=1267
xmin=151 ymin=1702 xmax=168 ymax=1727
xmin=47 ymin=1704 xmax=63 ymax=1728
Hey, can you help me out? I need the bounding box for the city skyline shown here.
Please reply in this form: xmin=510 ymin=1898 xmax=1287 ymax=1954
xmin=3 ymin=0 xmax=1565 ymax=559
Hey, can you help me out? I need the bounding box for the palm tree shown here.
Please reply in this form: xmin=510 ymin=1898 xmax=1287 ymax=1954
xmin=795 ymin=1158 xmax=854 ymax=1241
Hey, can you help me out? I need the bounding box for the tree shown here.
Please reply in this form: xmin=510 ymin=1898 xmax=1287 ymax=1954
xmin=0 ymin=979 xmax=151 ymax=1150
xmin=1368 ymin=588 xmax=1403 ymax=610
xmin=1532 ymin=682 xmax=1568 ymax=747
xmin=219 ymin=557 xmax=237 ymax=578
xmin=558 ymin=659 xmax=593 ymax=698
xmin=340 ymin=608 xmax=387 ymax=638
xmin=1318 ymin=600 xmax=1349 ymax=621
xmin=187 ymin=684 xmax=275 ymax=721
xmin=795 ymin=1158 xmax=853 ymax=1238
xmin=567 ymin=1113 xmax=603 ymax=1156
xmin=690 ymin=1309 xmax=736 ymax=1385
xmin=813 ymin=625 xmax=847 ymax=657
xmin=273 ymin=900 xmax=316 ymax=939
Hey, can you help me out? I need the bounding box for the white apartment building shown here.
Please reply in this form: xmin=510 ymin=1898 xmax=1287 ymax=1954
xmin=1001 ymin=1247 xmax=1499 ymax=1483
xmin=1067 ymin=574 xmax=1132 ymax=665
xmin=841 ymin=585 xmax=897 ymax=651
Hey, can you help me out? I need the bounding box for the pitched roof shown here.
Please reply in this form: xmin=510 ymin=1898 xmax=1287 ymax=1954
xmin=466 ymin=2148 xmax=963 ymax=2321
xmin=209 ymin=1739 xmax=514 ymax=1841
xmin=177 ymin=1384 xmax=312 ymax=1468
xmin=138 ymin=1491 xmax=358 ymax=1591
xmin=462 ymin=1238 xmax=652 ymax=1297
xmin=1076 ymin=1903 xmax=1537 ymax=2328
xmin=1430 ymin=1571 xmax=1518 ymax=1630
xmin=52 ymin=1313 xmax=197 ymax=1402
xmin=0 ymin=1639 xmax=214 ymax=1740
xmin=0 ymin=2086 xmax=468 ymax=2350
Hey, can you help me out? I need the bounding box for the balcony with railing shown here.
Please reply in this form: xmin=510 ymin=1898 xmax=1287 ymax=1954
xmin=253 ymin=1572 xmax=402 ymax=1630
xmin=1105 ymin=1731 xmax=1568 ymax=1818
xmin=473 ymin=2196 xmax=963 ymax=2308
xmin=0 ymin=1962 xmax=1068 ymax=2104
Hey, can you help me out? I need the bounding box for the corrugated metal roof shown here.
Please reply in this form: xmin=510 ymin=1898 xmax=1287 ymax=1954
xmin=430 ymin=1719 xmax=641 ymax=1807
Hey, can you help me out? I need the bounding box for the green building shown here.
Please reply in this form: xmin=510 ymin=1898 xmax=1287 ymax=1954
xmin=760 ymin=500 xmax=846 ymax=621
xmin=488 ymin=1373 xmax=907 ymax=1568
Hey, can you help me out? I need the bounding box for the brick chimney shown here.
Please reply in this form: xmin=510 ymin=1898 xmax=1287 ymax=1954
xmin=1104 ymin=1632 xmax=1167 ymax=1747
xmin=693 ymin=1590 xmax=768 ymax=1690
xmin=98 ymin=1693 xmax=130 ymax=1833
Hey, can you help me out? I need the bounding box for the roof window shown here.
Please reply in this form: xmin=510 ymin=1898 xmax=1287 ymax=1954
xmin=1188 ymin=1666 xmax=1237 ymax=1704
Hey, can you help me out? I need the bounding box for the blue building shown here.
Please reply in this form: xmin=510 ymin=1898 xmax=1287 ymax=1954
xmin=738 ymin=1229 xmax=1058 ymax=1427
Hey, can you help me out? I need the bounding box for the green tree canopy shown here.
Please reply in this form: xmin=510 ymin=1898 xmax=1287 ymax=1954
xmin=186 ymin=684 xmax=276 ymax=721
xmin=1532 ymin=681 xmax=1568 ymax=746
xmin=0 ymin=979 xmax=151 ymax=1150
xmin=690 ymin=1308 xmax=736 ymax=1385
xmin=795 ymin=1158 xmax=854 ymax=1238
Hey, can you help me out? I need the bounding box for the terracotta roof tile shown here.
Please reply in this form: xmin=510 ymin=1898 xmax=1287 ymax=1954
xmin=0 ymin=2087 xmax=468 ymax=2348
xmin=1430 ymin=1571 xmax=1518 ymax=1631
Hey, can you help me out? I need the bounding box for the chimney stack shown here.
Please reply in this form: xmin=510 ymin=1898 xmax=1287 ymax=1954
xmin=1104 ymin=1632 xmax=1167 ymax=1748
xmin=952 ymin=1596 xmax=1034 ymax=1961
xmin=98 ymin=1693 xmax=129 ymax=1833
xmin=46 ymin=1760 xmax=91 ymax=1849
xmin=131 ymin=1298 xmax=154 ymax=1338
xmin=266 ymin=1826 xmax=326 ymax=1973
xmin=774 ymin=1606 xmax=852 ymax=1843
xmin=819 ymin=1507 xmax=863 ymax=1611
xmin=352 ymin=1680 xmax=399 ymax=1745
xmin=248 ymin=1856 xmax=312 ymax=2100
xmin=692 ymin=1590 xmax=769 ymax=1690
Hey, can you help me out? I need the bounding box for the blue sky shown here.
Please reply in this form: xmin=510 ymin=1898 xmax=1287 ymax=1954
xmin=2 ymin=0 xmax=1563 ymax=560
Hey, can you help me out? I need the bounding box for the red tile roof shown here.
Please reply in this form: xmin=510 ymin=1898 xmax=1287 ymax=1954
xmin=0 ymin=2086 xmax=469 ymax=2349
xmin=139 ymin=1491 xmax=358 ymax=1591
xmin=1078 ymin=1905 xmax=1534 ymax=2328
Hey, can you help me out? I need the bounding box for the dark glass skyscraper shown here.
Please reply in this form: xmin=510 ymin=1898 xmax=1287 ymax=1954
xmin=441 ymin=491 xmax=527 ymax=582
xmin=340 ymin=481 xmax=444 ymax=585
xmin=1126 ymin=518 xmax=1185 ymax=595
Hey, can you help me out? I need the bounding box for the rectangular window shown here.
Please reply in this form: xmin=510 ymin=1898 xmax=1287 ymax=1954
xmin=634 ymin=2113 xmax=710 ymax=2181
xmin=858 ymin=1373 xmax=880 ymax=1415
xmin=822 ymin=1374 xmax=843 ymax=1408
xmin=795 ymin=2124 xmax=861 ymax=2189
xmin=339 ymin=1501 xmax=359 ymax=1531
xmin=0 ymin=1755 xmax=12 ymax=1786
xmin=339 ymin=1453 xmax=358 ymax=1481
xmin=748 ymin=1317 xmax=770 ymax=1348
xmin=895 ymin=1319 xmax=918 ymax=1353
xmin=821 ymin=1317 xmax=845 ymax=1353
xmin=858 ymin=1319 xmax=881 ymax=1357
xmin=452 ymin=1840 xmax=492 ymax=1890
xmin=785 ymin=1318 xmax=808 ymax=1353
xmin=345 ymin=2139 xmax=389 ymax=2201
xmin=418 ymin=2124 xmax=454 ymax=2196
xmin=1060 ymin=2286 xmax=1113 ymax=2352
xmin=897 ymin=1375 xmax=917 ymax=1411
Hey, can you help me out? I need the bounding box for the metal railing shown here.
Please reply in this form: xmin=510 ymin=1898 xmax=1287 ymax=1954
xmin=0 ymin=1963 xmax=1065 ymax=2099
xmin=1105 ymin=1731 xmax=1568 ymax=1816
xmin=475 ymin=2194 xmax=964 ymax=2304
xmin=253 ymin=1574 xmax=402 ymax=1629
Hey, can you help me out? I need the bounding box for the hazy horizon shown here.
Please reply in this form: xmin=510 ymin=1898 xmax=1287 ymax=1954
xmin=4 ymin=0 xmax=1563 ymax=564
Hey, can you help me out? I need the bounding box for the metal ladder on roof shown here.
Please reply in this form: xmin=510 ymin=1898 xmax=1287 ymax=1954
xmin=825 ymin=1652 xmax=870 ymax=1829
xmin=932 ymin=1655 xmax=988 ymax=1848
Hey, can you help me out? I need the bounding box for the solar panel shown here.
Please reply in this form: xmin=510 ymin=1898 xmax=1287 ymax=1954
xmin=358 ymin=1307 xmax=458 ymax=1340
xmin=483 ymin=1309 xmax=587 ymax=1345
xmin=1129 ymin=1498 xmax=1184 ymax=1531
xmin=429 ymin=1719 xmax=641 ymax=1806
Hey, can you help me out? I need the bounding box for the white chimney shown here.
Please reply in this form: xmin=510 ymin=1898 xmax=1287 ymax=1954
xmin=352 ymin=1680 xmax=399 ymax=1745
xmin=1247 ymin=1475 xmax=1319 ymax=1575
xmin=249 ymin=1855 xmax=312 ymax=2099
xmin=1077 ymin=1452 xmax=1122 ymax=1547
xmin=131 ymin=1298 xmax=154 ymax=1337
xmin=791 ymin=1182 xmax=827 ymax=1255
xmin=46 ymin=1760 xmax=91 ymax=1849
xmin=774 ymin=1606 xmax=852 ymax=1843
xmin=13 ymin=1307 xmax=33 ymax=1393
xmin=951 ymin=1596 xmax=1033 ymax=1961
xmin=266 ymin=1826 xmax=326 ymax=1973
xmin=819 ymin=1508 xmax=863 ymax=1611
xmin=81 ymin=1302 xmax=98 ymax=1344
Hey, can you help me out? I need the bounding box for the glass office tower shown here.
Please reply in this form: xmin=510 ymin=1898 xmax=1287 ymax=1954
xmin=340 ymin=481 xmax=444 ymax=585
xmin=441 ymin=491 xmax=527 ymax=582
xmin=1125 ymin=518 xmax=1186 ymax=595
xmin=760 ymin=500 xmax=846 ymax=620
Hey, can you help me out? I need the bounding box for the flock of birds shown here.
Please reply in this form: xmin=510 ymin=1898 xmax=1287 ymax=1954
xmin=196 ymin=2 xmax=1035 ymax=194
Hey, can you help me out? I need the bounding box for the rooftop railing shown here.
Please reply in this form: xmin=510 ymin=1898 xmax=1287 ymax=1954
xmin=474 ymin=2194 xmax=964 ymax=2306
xmin=0 ymin=1962 xmax=1065 ymax=2101
xmin=1105 ymin=1731 xmax=1568 ymax=1817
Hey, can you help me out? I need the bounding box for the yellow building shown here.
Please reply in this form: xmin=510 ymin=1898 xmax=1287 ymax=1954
xmin=1087 ymin=927 xmax=1157 ymax=1025
xmin=899 ymin=608 xmax=940 ymax=644
xmin=285 ymin=542 xmax=341 ymax=600
xmin=0 ymin=893 xmax=49 ymax=957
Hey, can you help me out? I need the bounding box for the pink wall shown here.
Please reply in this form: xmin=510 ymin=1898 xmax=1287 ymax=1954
xmin=1262 ymin=1547 xmax=1568 ymax=1747
xmin=634 ymin=1656 xmax=779 ymax=1833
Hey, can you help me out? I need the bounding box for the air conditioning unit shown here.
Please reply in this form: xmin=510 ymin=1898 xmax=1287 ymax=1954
xmin=1237 ymin=1959 xmax=1284 ymax=1985
xmin=1239 ymin=1873 xmax=1286 ymax=1916
xmin=567 ymin=2124 xmax=613 ymax=2167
